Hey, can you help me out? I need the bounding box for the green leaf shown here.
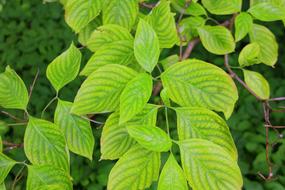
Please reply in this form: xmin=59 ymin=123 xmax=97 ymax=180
xmin=55 ymin=99 xmax=95 ymax=160
xmin=107 ymin=145 xmax=160 ymax=190
xmin=243 ymin=70 xmax=270 ymax=100
xmin=81 ymin=40 xmax=135 ymax=76
xmin=201 ymin=0 xmax=241 ymax=15
xmin=160 ymin=55 xmax=179 ymax=70
xmin=78 ymin=18 xmax=102 ymax=46
xmin=126 ymin=125 xmax=172 ymax=152
xmin=157 ymin=153 xmax=188 ymax=190
xmin=102 ymin=0 xmax=138 ymax=30
xmin=197 ymin=25 xmax=235 ymax=55
xmin=0 ymin=66 xmax=28 ymax=110
xmin=134 ymin=19 xmax=160 ymax=72
xmin=0 ymin=136 xmax=2 ymax=152
xmin=179 ymin=139 xmax=243 ymax=190
xmin=27 ymin=165 xmax=72 ymax=190
xmin=249 ymin=24 xmax=278 ymax=66
xmin=101 ymin=104 xmax=158 ymax=160
xmin=238 ymin=43 xmax=261 ymax=67
xmin=65 ymin=0 xmax=102 ymax=33
xmin=120 ymin=73 xmax=153 ymax=124
xmin=171 ymin=1 xmax=207 ymax=16
xmin=146 ymin=1 xmax=178 ymax=48
xmin=86 ymin=24 xmax=133 ymax=52
xmin=24 ymin=117 xmax=69 ymax=172
xmin=0 ymin=153 xmax=16 ymax=184
xmin=175 ymin=107 xmax=238 ymax=160
xmin=160 ymin=88 xmax=171 ymax=107
xmin=46 ymin=43 xmax=81 ymax=92
xmin=248 ymin=2 xmax=285 ymax=21
xmin=0 ymin=183 xmax=5 ymax=190
xmin=72 ymin=64 xmax=137 ymax=115
xmin=161 ymin=59 xmax=238 ymax=119
xmin=235 ymin=12 xmax=253 ymax=42
xmin=179 ymin=16 xmax=206 ymax=43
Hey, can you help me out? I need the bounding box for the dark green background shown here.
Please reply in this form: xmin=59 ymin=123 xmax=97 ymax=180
xmin=0 ymin=0 xmax=284 ymax=189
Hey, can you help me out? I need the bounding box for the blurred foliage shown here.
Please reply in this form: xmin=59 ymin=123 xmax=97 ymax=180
xmin=0 ymin=0 xmax=284 ymax=189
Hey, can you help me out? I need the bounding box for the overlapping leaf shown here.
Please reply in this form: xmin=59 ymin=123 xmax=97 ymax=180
xmin=46 ymin=43 xmax=81 ymax=92
xmin=238 ymin=43 xmax=261 ymax=67
xmin=243 ymin=70 xmax=270 ymax=100
xmin=27 ymin=165 xmax=72 ymax=190
xmin=249 ymin=24 xmax=278 ymax=66
xmin=0 ymin=153 xmax=16 ymax=184
xmin=201 ymin=0 xmax=241 ymax=15
xmin=120 ymin=73 xmax=153 ymax=124
xmin=171 ymin=1 xmax=207 ymax=16
xmin=24 ymin=117 xmax=69 ymax=172
xmin=81 ymin=40 xmax=135 ymax=76
xmin=102 ymin=0 xmax=138 ymax=30
xmin=86 ymin=24 xmax=133 ymax=52
xmin=248 ymin=2 xmax=285 ymax=21
xmin=134 ymin=19 xmax=160 ymax=72
xmin=197 ymin=25 xmax=235 ymax=55
xmin=107 ymin=145 xmax=160 ymax=190
xmin=0 ymin=66 xmax=28 ymax=110
xmin=101 ymin=104 xmax=158 ymax=160
xmin=235 ymin=12 xmax=253 ymax=42
xmin=147 ymin=1 xmax=178 ymax=48
xmin=157 ymin=154 xmax=188 ymax=190
xmin=55 ymin=99 xmax=95 ymax=160
xmin=176 ymin=107 xmax=238 ymax=160
xmin=179 ymin=139 xmax=243 ymax=190
xmin=127 ymin=125 xmax=172 ymax=152
xmin=179 ymin=16 xmax=206 ymax=43
xmin=161 ymin=59 xmax=238 ymax=119
xmin=65 ymin=0 xmax=102 ymax=33
xmin=72 ymin=64 xmax=137 ymax=115
xmin=78 ymin=18 xmax=102 ymax=46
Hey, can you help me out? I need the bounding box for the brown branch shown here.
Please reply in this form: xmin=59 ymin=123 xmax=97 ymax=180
xmin=28 ymin=67 xmax=40 ymax=101
xmin=139 ymin=2 xmax=157 ymax=9
xmin=269 ymin=97 xmax=285 ymax=101
xmin=3 ymin=141 xmax=23 ymax=151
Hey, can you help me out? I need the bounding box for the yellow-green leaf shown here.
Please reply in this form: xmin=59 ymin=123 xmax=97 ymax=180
xmin=46 ymin=43 xmax=81 ymax=92
xmin=248 ymin=2 xmax=285 ymax=21
xmin=101 ymin=104 xmax=158 ymax=160
xmin=65 ymin=0 xmax=102 ymax=33
xmin=120 ymin=73 xmax=153 ymax=124
xmin=176 ymin=107 xmax=238 ymax=160
xmin=72 ymin=64 xmax=137 ymax=115
xmin=197 ymin=25 xmax=235 ymax=55
xmin=161 ymin=59 xmax=238 ymax=119
xmin=243 ymin=70 xmax=270 ymax=100
xmin=102 ymin=0 xmax=138 ymax=30
xmin=27 ymin=165 xmax=72 ymax=190
xmin=147 ymin=1 xmax=178 ymax=48
xmin=86 ymin=24 xmax=133 ymax=52
xmin=179 ymin=139 xmax=243 ymax=190
xmin=201 ymin=0 xmax=242 ymax=15
xmin=157 ymin=154 xmax=188 ymax=190
xmin=0 ymin=66 xmax=28 ymax=110
xmin=107 ymin=145 xmax=160 ymax=190
xmin=249 ymin=24 xmax=278 ymax=66
xmin=78 ymin=18 xmax=102 ymax=46
xmin=0 ymin=136 xmax=2 ymax=152
xmin=134 ymin=19 xmax=160 ymax=72
xmin=127 ymin=125 xmax=172 ymax=152
xmin=235 ymin=12 xmax=253 ymax=42
xmin=81 ymin=40 xmax=135 ymax=76
xmin=171 ymin=1 xmax=207 ymax=16
xmin=238 ymin=43 xmax=261 ymax=67
xmin=55 ymin=99 xmax=95 ymax=160
xmin=0 ymin=153 xmax=16 ymax=184
xmin=24 ymin=117 xmax=69 ymax=172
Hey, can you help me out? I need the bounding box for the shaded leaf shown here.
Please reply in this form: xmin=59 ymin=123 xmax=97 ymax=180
xmin=78 ymin=18 xmax=102 ymax=46
xmin=0 ymin=153 xmax=16 ymax=184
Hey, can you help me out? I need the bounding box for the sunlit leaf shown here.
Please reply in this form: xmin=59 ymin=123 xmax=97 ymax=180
xmin=46 ymin=43 xmax=81 ymax=92
xmin=120 ymin=73 xmax=153 ymax=124
xmin=171 ymin=1 xmax=207 ymax=16
xmin=72 ymin=64 xmax=137 ymax=115
xmin=55 ymin=99 xmax=95 ymax=160
xmin=201 ymin=0 xmax=241 ymax=15
xmin=238 ymin=43 xmax=261 ymax=67
xmin=0 ymin=66 xmax=28 ymax=110
xmin=243 ymin=70 xmax=270 ymax=100
xmin=248 ymin=2 xmax=285 ymax=21
xmin=134 ymin=19 xmax=160 ymax=72
xmin=197 ymin=25 xmax=235 ymax=55
xmin=0 ymin=153 xmax=16 ymax=184
xmin=24 ymin=117 xmax=69 ymax=172
xmin=235 ymin=12 xmax=253 ymax=42
xmin=78 ymin=18 xmax=102 ymax=46
xmin=107 ymin=145 xmax=160 ymax=189
xmin=161 ymin=59 xmax=238 ymax=119
xmin=179 ymin=139 xmax=243 ymax=190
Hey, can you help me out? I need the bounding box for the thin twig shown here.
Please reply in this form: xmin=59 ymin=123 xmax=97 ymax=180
xmin=11 ymin=163 xmax=26 ymax=190
xmin=28 ymin=68 xmax=40 ymax=101
xmin=139 ymin=2 xmax=157 ymax=9
xmin=80 ymin=116 xmax=105 ymax=125
xmin=268 ymin=97 xmax=285 ymax=101
xmin=0 ymin=111 xmax=26 ymax=122
xmin=41 ymin=95 xmax=58 ymax=118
